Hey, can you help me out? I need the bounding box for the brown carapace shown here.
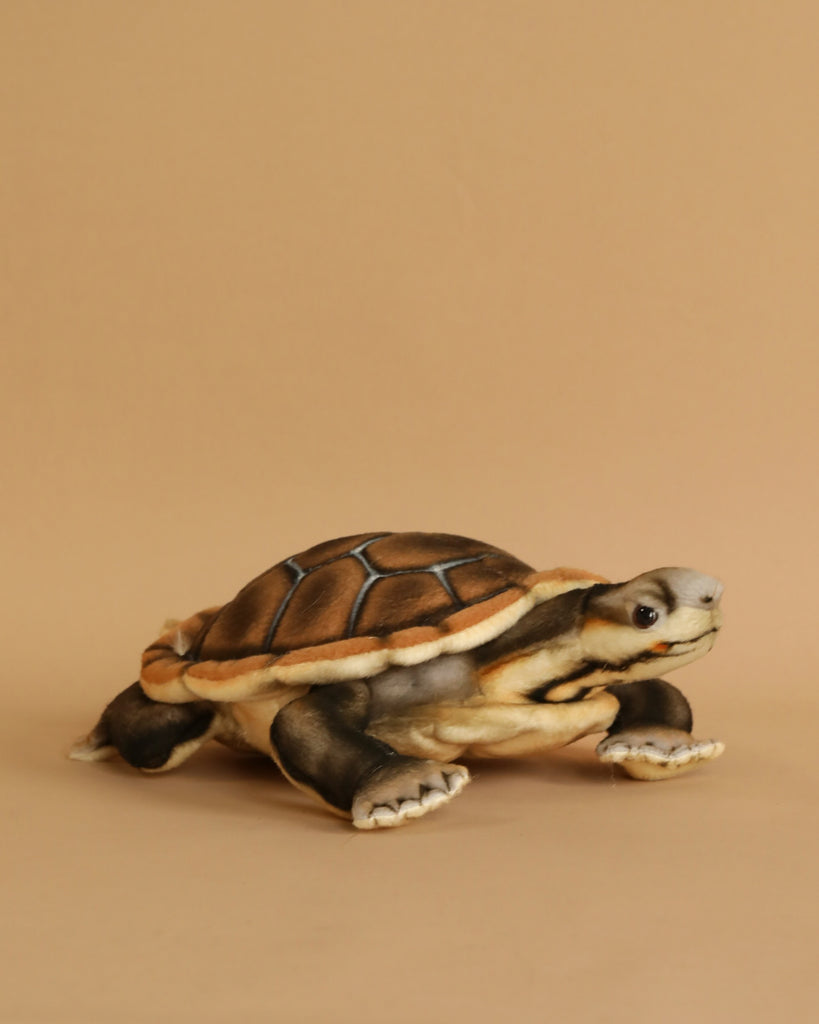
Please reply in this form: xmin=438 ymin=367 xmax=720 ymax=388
xmin=141 ymin=532 xmax=604 ymax=703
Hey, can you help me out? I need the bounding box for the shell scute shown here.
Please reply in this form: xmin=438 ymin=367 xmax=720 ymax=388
xmin=447 ymin=555 xmax=530 ymax=605
xmin=354 ymin=572 xmax=455 ymax=635
xmin=272 ymin=558 xmax=368 ymax=652
xmin=198 ymin=565 xmax=294 ymax=661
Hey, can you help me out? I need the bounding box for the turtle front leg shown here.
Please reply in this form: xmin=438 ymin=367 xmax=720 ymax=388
xmin=597 ymin=678 xmax=724 ymax=780
xmin=270 ymin=681 xmax=469 ymax=830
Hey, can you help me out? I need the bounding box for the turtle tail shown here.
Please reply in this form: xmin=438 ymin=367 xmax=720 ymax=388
xmin=68 ymin=715 xmax=116 ymax=762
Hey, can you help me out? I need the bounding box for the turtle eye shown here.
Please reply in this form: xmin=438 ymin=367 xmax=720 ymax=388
xmin=632 ymin=605 xmax=659 ymax=629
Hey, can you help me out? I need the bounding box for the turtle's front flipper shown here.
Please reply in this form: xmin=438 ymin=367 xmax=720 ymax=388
xmin=598 ymin=678 xmax=724 ymax=780
xmin=270 ymin=681 xmax=469 ymax=829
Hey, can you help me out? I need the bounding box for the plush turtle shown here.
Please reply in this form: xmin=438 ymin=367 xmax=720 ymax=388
xmin=71 ymin=532 xmax=725 ymax=829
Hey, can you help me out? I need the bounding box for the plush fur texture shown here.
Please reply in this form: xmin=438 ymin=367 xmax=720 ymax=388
xmin=72 ymin=532 xmax=725 ymax=829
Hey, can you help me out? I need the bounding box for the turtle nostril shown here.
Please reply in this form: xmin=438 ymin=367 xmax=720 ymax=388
xmin=702 ymin=581 xmax=724 ymax=608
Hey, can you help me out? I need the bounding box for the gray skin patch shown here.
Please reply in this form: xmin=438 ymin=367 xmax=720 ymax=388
xmin=367 ymin=654 xmax=476 ymax=719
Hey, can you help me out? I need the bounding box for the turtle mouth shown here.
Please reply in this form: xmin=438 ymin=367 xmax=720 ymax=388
xmin=528 ymin=625 xmax=721 ymax=700
xmin=663 ymin=626 xmax=720 ymax=655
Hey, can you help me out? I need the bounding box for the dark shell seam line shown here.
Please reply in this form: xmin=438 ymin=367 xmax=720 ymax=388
xmin=429 ymin=566 xmax=462 ymax=605
xmin=346 ymin=572 xmax=381 ymax=638
xmin=262 ymin=559 xmax=308 ymax=653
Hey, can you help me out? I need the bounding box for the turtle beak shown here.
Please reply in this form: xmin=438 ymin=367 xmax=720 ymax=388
xmin=647 ymin=569 xmax=724 ymax=645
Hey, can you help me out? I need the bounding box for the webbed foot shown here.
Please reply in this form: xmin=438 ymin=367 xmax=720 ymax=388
xmin=352 ymin=758 xmax=470 ymax=830
xmin=596 ymin=726 xmax=724 ymax=781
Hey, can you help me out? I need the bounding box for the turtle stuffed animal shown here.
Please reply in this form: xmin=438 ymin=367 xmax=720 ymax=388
xmin=71 ymin=532 xmax=725 ymax=829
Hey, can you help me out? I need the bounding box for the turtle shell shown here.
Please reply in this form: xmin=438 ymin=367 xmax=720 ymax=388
xmin=140 ymin=532 xmax=606 ymax=703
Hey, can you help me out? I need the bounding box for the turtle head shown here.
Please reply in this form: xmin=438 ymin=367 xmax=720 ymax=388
xmin=580 ymin=568 xmax=723 ymax=680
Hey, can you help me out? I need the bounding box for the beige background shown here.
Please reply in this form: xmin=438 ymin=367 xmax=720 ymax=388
xmin=2 ymin=2 xmax=817 ymax=1021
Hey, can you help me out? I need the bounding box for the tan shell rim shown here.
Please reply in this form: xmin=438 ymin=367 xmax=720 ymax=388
xmin=140 ymin=568 xmax=607 ymax=703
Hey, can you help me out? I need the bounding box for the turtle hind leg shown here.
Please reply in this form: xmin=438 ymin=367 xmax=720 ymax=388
xmin=69 ymin=682 xmax=216 ymax=772
xmin=270 ymin=681 xmax=469 ymax=830
xmin=597 ymin=677 xmax=724 ymax=780
xmin=69 ymin=718 xmax=117 ymax=762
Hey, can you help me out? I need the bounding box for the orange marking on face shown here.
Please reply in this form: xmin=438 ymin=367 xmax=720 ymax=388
xmin=652 ymin=642 xmax=670 ymax=653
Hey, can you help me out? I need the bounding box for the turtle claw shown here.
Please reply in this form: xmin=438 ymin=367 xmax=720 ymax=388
xmin=352 ymin=759 xmax=470 ymax=830
xmin=597 ymin=727 xmax=725 ymax=781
